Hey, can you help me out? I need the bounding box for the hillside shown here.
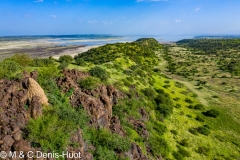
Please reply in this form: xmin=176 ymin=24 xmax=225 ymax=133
xmin=0 ymin=38 xmax=239 ymax=160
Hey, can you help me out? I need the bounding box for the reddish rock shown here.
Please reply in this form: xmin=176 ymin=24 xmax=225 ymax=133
xmin=130 ymin=143 xmax=148 ymax=160
xmin=129 ymin=117 xmax=149 ymax=139
xmin=110 ymin=116 xmax=126 ymax=136
xmin=2 ymin=135 xmax=15 ymax=149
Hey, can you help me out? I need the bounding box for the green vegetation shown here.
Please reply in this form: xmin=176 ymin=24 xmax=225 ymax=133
xmin=1 ymin=38 xmax=240 ymax=159
xmin=78 ymin=76 xmax=100 ymax=90
xmin=89 ymin=66 xmax=109 ymax=81
xmin=0 ymin=59 xmax=22 ymax=79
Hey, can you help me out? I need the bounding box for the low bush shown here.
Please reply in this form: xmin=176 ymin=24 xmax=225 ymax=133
xmin=58 ymin=61 xmax=69 ymax=70
xmin=7 ymin=53 xmax=32 ymax=67
xmin=202 ymin=109 xmax=220 ymax=118
xmin=89 ymin=66 xmax=109 ymax=81
xmin=59 ymin=55 xmax=73 ymax=63
xmin=143 ymin=87 xmax=157 ymax=100
xmin=196 ymin=146 xmax=210 ymax=156
xmin=185 ymin=98 xmax=193 ymax=103
xmin=31 ymin=58 xmax=54 ymax=67
xmin=197 ymin=126 xmax=210 ymax=135
xmin=174 ymin=104 xmax=181 ymax=108
xmin=178 ymin=146 xmax=191 ymax=157
xmin=78 ymin=76 xmax=100 ymax=90
xmin=0 ymin=60 xmax=22 ymax=79
xmin=189 ymin=128 xmax=198 ymax=135
xmin=94 ymin=146 xmax=117 ymax=160
xmin=179 ymin=139 xmax=189 ymax=147
xmin=195 ymin=115 xmax=205 ymax=122
xmin=173 ymin=97 xmax=180 ymax=101
xmin=27 ymin=115 xmax=71 ymax=152
xmin=194 ymin=104 xmax=205 ymax=110
xmin=89 ymin=128 xmax=131 ymax=153
xmin=75 ymin=58 xmax=86 ymax=66
xmin=170 ymin=130 xmax=178 ymax=135
xmin=172 ymin=151 xmax=184 ymax=160
xmin=148 ymin=135 xmax=170 ymax=157
xmin=156 ymin=104 xmax=173 ymax=118
xmin=163 ymin=85 xmax=171 ymax=88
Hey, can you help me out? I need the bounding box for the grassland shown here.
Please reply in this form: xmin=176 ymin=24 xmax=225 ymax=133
xmin=0 ymin=38 xmax=239 ymax=159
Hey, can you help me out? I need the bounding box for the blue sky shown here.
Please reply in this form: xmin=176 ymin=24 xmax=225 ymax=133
xmin=0 ymin=0 xmax=240 ymax=40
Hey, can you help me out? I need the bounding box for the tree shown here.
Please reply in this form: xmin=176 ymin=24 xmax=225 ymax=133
xmin=59 ymin=55 xmax=73 ymax=63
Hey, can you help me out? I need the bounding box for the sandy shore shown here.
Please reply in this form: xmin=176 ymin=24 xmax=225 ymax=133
xmin=52 ymin=45 xmax=100 ymax=59
xmin=0 ymin=39 xmax=100 ymax=60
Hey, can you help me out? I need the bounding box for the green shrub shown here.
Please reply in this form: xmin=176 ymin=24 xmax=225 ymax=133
xmin=150 ymin=121 xmax=167 ymax=134
xmin=78 ymin=76 xmax=100 ymax=90
xmin=163 ymin=85 xmax=171 ymax=88
xmin=75 ymin=58 xmax=86 ymax=66
xmin=156 ymin=104 xmax=173 ymax=118
xmin=123 ymin=79 xmax=132 ymax=87
xmin=59 ymin=55 xmax=73 ymax=63
xmin=179 ymin=139 xmax=189 ymax=147
xmin=173 ymin=97 xmax=180 ymax=101
xmin=174 ymin=104 xmax=181 ymax=108
xmin=185 ymin=98 xmax=193 ymax=103
xmin=197 ymin=126 xmax=210 ymax=135
xmin=175 ymin=82 xmax=184 ymax=88
xmin=27 ymin=115 xmax=70 ymax=152
xmin=148 ymin=135 xmax=170 ymax=157
xmin=178 ymin=146 xmax=191 ymax=157
xmin=7 ymin=53 xmax=32 ymax=67
xmin=189 ymin=128 xmax=198 ymax=135
xmin=195 ymin=115 xmax=205 ymax=122
xmin=172 ymin=151 xmax=184 ymax=160
xmin=58 ymin=61 xmax=69 ymax=70
xmin=143 ymin=87 xmax=157 ymax=100
xmin=38 ymin=65 xmax=60 ymax=80
xmin=170 ymin=130 xmax=178 ymax=135
xmin=194 ymin=104 xmax=205 ymax=110
xmin=196 ymin=146 xmax=210 ymax=156
xmin=0 ymin=60 xmax=22 ymax=79
xmin=89 ymin=66 xmax=109 ymax=81
xmin=31 ymin=58 xmax=54 ymax=67
xmin=202 ymin=109 xmax=220 ymax=118
xmin=94 ymin=146 xmax=117 ymax=160
xmin=89 ymin=128 xmax=131 ymax=152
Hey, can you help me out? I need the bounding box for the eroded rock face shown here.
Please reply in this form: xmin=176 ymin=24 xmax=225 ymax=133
xmin=0 ymin=72 xmax=48 ymax=151
xmin=130 ymin=143 xmax=148 ymax=160
xmin=128 ymin=117 xmax=149 ymax=139
xmin=57 ymin=69 xmax=122 ymax=129
xmin=67 ymin=129 xmax=94 ymax=160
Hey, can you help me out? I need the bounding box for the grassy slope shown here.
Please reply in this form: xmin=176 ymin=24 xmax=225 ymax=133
xmin=1 ymin=38 xmax=239 ymax=159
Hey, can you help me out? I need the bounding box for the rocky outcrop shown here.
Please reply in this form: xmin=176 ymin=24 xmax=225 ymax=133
xmin=0 ymin=72 xmax=48 ymax=151
xmin=57 ymin=69 xmax=122 ymax=129
xmin=129 ymin=143 xmax=148 ymax=160
xmin=67 ymin=129 xmax=94 ymax=160
xmin=128 ymin=117 xmax=149 ymax=139
xmin=110 ymin=116 xmax=126 ymax=136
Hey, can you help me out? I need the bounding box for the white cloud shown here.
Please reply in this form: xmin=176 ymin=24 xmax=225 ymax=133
xmin=194 ymin=7 xmax=200 ymax=11
xmin=175 ymin=19 xmax=181 ymax=23
xmin=136 ymin=0 xmax=168 ymax=2
xmin=88 ymin=20 xmax=98 ymax=24
xmin=103 ymin=21 xmax=113 ymax=25
xmin=50 ymin=15 xmax=56 ymax=18
xmin=34 ymin=0 xmax=43 ymax=3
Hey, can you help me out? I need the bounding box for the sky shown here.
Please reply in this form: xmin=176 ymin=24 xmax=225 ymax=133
xmin=0 ymin=0 xmax=240 ymax=40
